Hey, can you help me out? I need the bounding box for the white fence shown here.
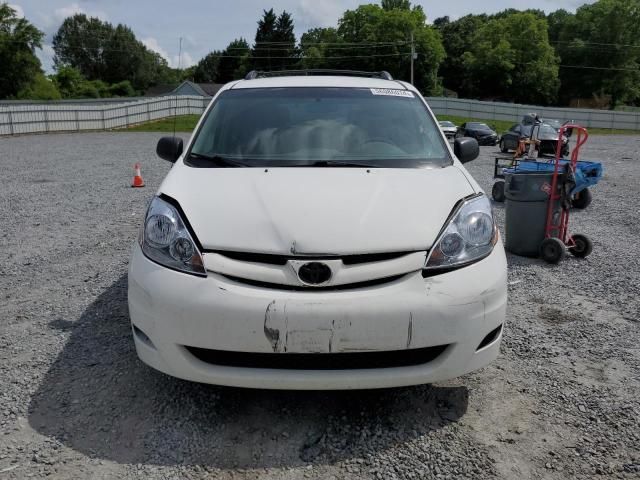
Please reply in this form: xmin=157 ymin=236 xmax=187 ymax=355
xmin=2 ymin=94 xmax=640 ymax=135
xmin=0 ymin=95 xmax=209 ymax=136
xmin=425 ymin=97 xmax=640 ymax=131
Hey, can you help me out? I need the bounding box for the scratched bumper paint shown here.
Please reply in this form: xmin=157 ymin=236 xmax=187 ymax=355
xmin=128 ymin=243 xmax=507 ymax=390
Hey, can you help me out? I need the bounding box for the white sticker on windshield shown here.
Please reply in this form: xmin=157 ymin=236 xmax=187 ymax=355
xmin=370 ymin=88 xmax=415 ymax=98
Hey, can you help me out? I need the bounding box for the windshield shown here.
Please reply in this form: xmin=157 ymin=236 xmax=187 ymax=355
xmin=543 ymin=119 xmax=562 ymax=130
xmin=439 ymin=121 xmax=454 ymax=127
xmin=188 ymin=87 xmax=451 ymax=168
xmin=467 ymin=122 xmax=492 ymax=130
xmin=521 ymin=124 xmax=558 ymax=137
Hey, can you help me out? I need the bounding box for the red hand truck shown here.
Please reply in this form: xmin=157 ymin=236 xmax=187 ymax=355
xmin=539 ymin=125 xmax=593 ymax=263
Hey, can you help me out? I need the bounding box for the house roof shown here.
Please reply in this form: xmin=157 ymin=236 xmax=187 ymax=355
xmin=198 ymin=83 xmax=224 ymax=96
xmin=144 ymin=84 xmax=177 ymax=97
xmin=180 ymin=81 xmax=208 ymax=96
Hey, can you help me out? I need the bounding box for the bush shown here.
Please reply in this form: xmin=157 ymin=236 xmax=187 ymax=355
xmin=16 ymin=73 xmax=62 ymax=100
xmin=107 ymin=80 xmax=136 ymax=97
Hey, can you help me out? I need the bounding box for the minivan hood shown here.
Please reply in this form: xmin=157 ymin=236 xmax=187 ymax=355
xmin=160 ymin=165 xmax=476 ymax=255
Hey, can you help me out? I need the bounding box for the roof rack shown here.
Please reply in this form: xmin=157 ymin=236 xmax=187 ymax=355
xmin=244 ymin=69 xmax=394 ymax=81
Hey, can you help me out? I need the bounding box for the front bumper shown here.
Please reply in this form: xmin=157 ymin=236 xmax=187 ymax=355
xmin=128 ymin=244 xmax=508 ymax=390
xmin=477 ymin=135 xmax=498 ymax=146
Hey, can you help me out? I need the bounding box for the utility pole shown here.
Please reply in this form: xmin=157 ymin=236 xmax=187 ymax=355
xmin=410 ymin=32 xmax=416 ymax=85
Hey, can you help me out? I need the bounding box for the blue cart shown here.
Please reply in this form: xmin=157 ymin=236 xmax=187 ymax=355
xmin=492 ymin=156 xmax=603 ymax=209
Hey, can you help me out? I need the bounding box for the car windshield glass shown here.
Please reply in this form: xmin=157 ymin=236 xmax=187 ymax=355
xmin=544 ymin=119 xmax=562 ymax=130
xmin=521 ymin=124 xmax=557 ymax=137
xmin=188 ymin=87 xmax=451 ymax=168
xmin=439 ymin=121 xmax=454 ymax=127
xmin=468 ymin=122 xmax=491 ymax=130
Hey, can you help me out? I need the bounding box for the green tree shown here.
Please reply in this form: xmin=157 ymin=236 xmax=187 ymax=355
xmin=219 ymin=38 xmax=250 ymax=82
xmin=463 ymin=12 xmax=559 ymax=104
xmin=107 ymin=80 xmax=135 ymax=97
xmin=553 ymin=0 xmax=640 ymax=108
xmin=381 ymin=0 xmax=411 ymax=11
xmin=272 ymin=11 xmax=297 ymax=70
xmin=51 ymin=65 xmax=86 ymax=97
xmin=194 ymin=38 xmax=250 ymax=84
xmin=52 ymin=14 xmax=110 ymax=80
xmin=546 ymin=9 xmax=571 ymax=45
xmin=53 ymin=14 xmax=168 ymax=92
xmin=336 ymin=3 xmax=444 ymax=94
xmin=434 ymin=14 xmax=487 ymax=96
xmin=299 ymin=27 xmax=340 ymax=69
xmin=252 ymin=8 xmax=278 ymax=71
xmin=193 ymin=51 xmax=221 ymax=82
xmin=0 ymin=3 xmax=44 ymax=99
xmin=16 ymin=73 xmax=61 ymax=100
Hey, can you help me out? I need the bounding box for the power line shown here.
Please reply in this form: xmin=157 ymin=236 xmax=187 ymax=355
xmin=550 ymin=39 xmax=640 ymax=49
xmin=558 ymin=64 xmax=640 ymax=72
xmin=512 ymin=60 xmax=640 ymax=72
xmin=30 ymin=41 xmax=413 ymax=58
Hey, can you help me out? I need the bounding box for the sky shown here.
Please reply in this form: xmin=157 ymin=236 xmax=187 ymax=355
xmin=7 ymin=0 xmax=591 ymax=73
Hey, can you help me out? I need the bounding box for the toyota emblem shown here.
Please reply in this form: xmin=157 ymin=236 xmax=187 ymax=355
xmin=297 ymin=262 xmax=332 ymax=285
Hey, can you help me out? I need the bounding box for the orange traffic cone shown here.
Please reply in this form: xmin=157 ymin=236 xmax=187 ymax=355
xmin=132 ymin=163 xmax=145 ymax=188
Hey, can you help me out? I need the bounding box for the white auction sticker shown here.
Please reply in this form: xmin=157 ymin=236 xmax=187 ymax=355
xmin=370 ymin=88 xmax=415 ymax=98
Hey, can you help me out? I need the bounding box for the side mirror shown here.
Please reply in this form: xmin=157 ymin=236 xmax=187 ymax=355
xmin=454 ymin=137 xmax=479 ymax=164
xmin=156 ymin=136 xmax=183 ymax=163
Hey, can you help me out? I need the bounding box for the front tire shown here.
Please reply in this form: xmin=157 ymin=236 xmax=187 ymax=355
xmin=500 ymin=139 xmax=508 ymax=153
xmin=492 ymin=181 xmax=506 ymax=202
xmin=572 ymin=188 xmax=592 ymax=209
xmin=540 ymin=238 xmax=565 ymax=264
xmin=569 ymin=234 xmax=593 ymax=258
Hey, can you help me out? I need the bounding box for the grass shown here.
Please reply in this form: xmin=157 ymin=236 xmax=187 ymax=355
xmin=120 ymin=113 xmax=639 ymax=136
xmin=124 ymin=115 xmax=200 ymax=132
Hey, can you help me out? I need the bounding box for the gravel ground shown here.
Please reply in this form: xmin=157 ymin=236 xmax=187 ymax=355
xmin=0 ymin=132 xmax=638 ymax=480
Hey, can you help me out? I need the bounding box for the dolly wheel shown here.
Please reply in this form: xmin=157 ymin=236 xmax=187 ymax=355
xmin=569 ymin=234 xmax=593 ymax=258
xmin=540 ymin=238 xmax=566 ymax=264
xmin=572 ymin=188 xmax=592 ymax=209
xmin=492 ymin=181 xmax=506 ymax=202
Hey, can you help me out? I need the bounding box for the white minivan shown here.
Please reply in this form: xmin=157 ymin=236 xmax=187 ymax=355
xmin=128 ymin=70 xmax=507 ymax=390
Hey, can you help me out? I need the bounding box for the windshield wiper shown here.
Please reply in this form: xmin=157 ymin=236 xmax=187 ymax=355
xmin=188 ymin=152 xmax=248 ymax=168
xmin=307 ymin=160 xmax=379 ymax=168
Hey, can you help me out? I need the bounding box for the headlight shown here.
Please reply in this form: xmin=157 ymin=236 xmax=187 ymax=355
xmin=140 ymin=196 xmax=206 ymax=277
xmin=424 ymin=194 xmax=498 ymax=270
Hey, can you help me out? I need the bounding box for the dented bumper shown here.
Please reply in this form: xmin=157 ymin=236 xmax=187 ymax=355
xmin=128 ymin=244 xmax=507 ymax=390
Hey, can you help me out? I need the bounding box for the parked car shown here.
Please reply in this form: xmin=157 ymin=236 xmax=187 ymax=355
xmin=500 ymin=123 xmax=570 ymax=157
xmin=438 ymin=120 xmax=457 ymax=138
xmin=129 ymin=70 xmax=507 ymax=390
xmin=456 ymin=122 xmax=499 ymax=146
xmin=542 ymin=118 xmax=563 ymax=132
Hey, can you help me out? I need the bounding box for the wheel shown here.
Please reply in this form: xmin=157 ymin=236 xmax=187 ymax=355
xmin=500 ymin=139 xmax=508 ymax=153
xmin=572 ymin=188 xmax=592 ymax=209
xmin=540 ymin=238 xmax=566 ymax=264
xmin=492 ymin=181 xmax=505 ymax=202
xmin=569 ymin=234 xmax=593 ymax=258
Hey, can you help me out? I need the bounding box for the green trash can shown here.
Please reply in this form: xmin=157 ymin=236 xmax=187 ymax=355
xmin=504 ymin=171 xmax=563 ymax=256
